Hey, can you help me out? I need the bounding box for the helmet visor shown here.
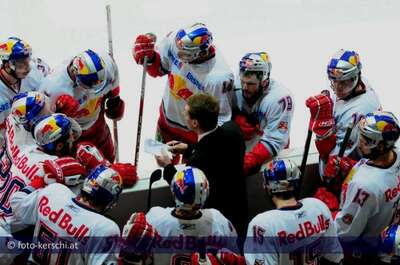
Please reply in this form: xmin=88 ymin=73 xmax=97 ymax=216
xmin=76 ymin=74 xmax=107 ymax=94
xmin=177 ymin=49 xmax=202 ymax=63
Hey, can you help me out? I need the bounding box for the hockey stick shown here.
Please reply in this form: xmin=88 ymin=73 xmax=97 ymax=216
xmin=106 ymin=5 xmax=120 ymax=162
xmin=134 ymin=55 xmax=148 ymax=167
xmin=146 ymin=169 xmax=162 ymax=212
xmin=134 ymin=33 xmax=157 ymax=167
xmin=298 ymin=89 xmax=331 ymax=196
xmin=338 ymin=120 xmax=355 ymax=158
xmin=298 ymin=126 xmax=313 ymax=198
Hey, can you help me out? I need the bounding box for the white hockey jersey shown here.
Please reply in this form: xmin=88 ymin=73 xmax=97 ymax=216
xmin=244 ymin=198 xmax=343 ymax=265
xmin=332 ymin=79 xmax=381 ymax=158
xmin=157 ymin=31 xmax=234 ymax=132
xmin=146 ymin=206 xmax=238 ymax=265
xmin=0 ymin=57 xmax=50 ymax=136
xmin=39 ymin=52 xmax=119 ymax=130
xmin=335 ymin=149 xmax=400 ymax=247
xmin=231 ymin=78 xmax=293 ymax=153
xmin=10 ymin=183 xmax=120 ymax=265
xmin=0 ymin=115 xmax=58 ymax=230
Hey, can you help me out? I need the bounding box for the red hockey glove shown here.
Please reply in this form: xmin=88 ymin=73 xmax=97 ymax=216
xmin=234 ymin=115 xmax=262 ymax=141
xmin=244 ymin=142 xmax=272 ymax=176
xmin=191 ymin=253 xmax=221 ymax=265
xmin=112 ymin=163 xmax=138 ymax=188
xmin=191 ymin=251 xmax=246 ymax=265
xmin=323 ymin=155 xmax=357 ymax=182
xmin=42 ymin=157 xmax=86 ymax=186
xmin=29 ymin=176 xmax=46 ymax=190
xmin=120 ymin=212 xmax=159 ymax=257
xmin=76 ymin=142 xmax=111 ymax=171
xmin=314 ymin=187 xmax=339 ymax=216
xmin=132 ymin=34 xmax=156 ymax=65
xmin=217 ymin=252 xmax=246 ymax=265
xmin=105 ymin=96 xmax=125 ymax=121
xmin=305 ymin=93 xmax=335 ymax=139
xmin=55 ymin=94 xmax=80 ymax=118
xmin=315 ymin=134 xmax=337 ymax=161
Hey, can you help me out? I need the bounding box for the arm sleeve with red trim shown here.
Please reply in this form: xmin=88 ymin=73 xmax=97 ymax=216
xmin=146 ymin=32 xmax=176 ymax=78
xmin=335 ymin=180 xmax=378 ymax=238
xmin=146 ymin=52 xmax=167 ymax=78
xmin=243 ymin=142 xmax=272 ymax=176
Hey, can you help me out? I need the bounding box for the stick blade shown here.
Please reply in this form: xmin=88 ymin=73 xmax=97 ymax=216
xmin=150 ymin=169 xmax=162 ymax=184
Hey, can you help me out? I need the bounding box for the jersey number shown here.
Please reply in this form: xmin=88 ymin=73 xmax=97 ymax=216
xmin=278 ymin=96 xmax=293 ymax=112
xmin=289 ymin=239 xmax=321 ymax=265
xmin=352 ymin=188 xmax=370 ymax=207
xmin=32 ymin=221 xmax=72 ymax=265
xmin=0 ymin=148 xmax=25 ymax=215
xmin=252 ymin=225 xmax=266 ymax=245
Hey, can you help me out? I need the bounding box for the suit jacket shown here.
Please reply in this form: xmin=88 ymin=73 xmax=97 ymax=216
xmin=164 ymin=121 xmax=248 ymax=236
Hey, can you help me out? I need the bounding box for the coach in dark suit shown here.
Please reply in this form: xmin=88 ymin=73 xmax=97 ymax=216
xmin=156 ymin=93 xmax=248 ymax=241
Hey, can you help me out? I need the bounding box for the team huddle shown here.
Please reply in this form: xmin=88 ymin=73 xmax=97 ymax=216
xmin=0 ymin=21 xmax=399 ymax=265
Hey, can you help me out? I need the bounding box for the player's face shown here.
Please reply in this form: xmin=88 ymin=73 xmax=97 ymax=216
xmin=177 ymin=49 xmax=197 ymax=63
xmin=10 ymin=58 xmax=31 ymax=79
xmin=330 ymin=77 xmax=357 ymax=99
xmin=358 ymin=134 xmax=373 ymax=157
xmin=240 ymin=74 xmax=261 ymax=99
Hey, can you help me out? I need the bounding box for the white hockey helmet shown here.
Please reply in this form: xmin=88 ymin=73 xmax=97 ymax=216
xmin=263 ymin=159 xmax=300 ymax=195
xmin=327 ymin=49 xmax=362 ymax=98
xmin=82 ymin=164 xmax=123 ymax=211
xmin=11 ymin=91 xmax=46 ymax=125
xmin=71 ymin=49 xmax=107 ymax=95
xmin=33 ymin=113 xmax=81 ymax=153
xmin=357 ymin=111 xmax=400 ymax=150
xmin=175 ymin=23 xmax=213 ymax=63
xmin=0 ymin=37 xmax=31 ymax=62
xmin=327 ymin=49 xmax=361 ymax=81
xmin=171 ymin=166 xmax=209 ymax=211
xmin=239 ymin=52 xmax=271 ymax=81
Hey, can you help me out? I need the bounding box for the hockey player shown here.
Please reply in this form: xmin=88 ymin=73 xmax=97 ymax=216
xmin=231 ymin=52 xmax=294 ymax=175
xmin=0 ymin=113 xmax=86 ymax=230
xmin=333 ymin=111 xmax=400 ymax=265
xmin=10 ymin=163 xmax=124 ymax=264
xmin=0 ymin=113 xmax=86 ymax=264
xmin=305 ymin=49 xmax=381 ymax=186
xmin=39 ymin=49 xmax=125 ymax=163
xmin=0 ymin=37 xmax=50 ymax=137
xmin=132 ymin=23 xmax=234 ymax=146
xmin=244 ymin=159 xmax=343 ymax=265
xmin=120 ymin=166 xmax=241 ymax=265
xmin=0 ymin=92 xmax=55 ymax=216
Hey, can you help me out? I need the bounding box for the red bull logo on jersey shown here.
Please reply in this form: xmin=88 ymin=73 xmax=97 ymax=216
xmin=385 ymin=175 xmax=400 ymax=202
xmin=38 ymin=196 xmax=89 ymax=242
xmin=75 ymin=96 xmax=102 ymax=119
xmin=277 ymin=214 xmax=330 ymax=246
xmin=5 ymin=118 xmax=40 ymax=180
xmin=168 ymin=74 xmax=193 ymax=100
